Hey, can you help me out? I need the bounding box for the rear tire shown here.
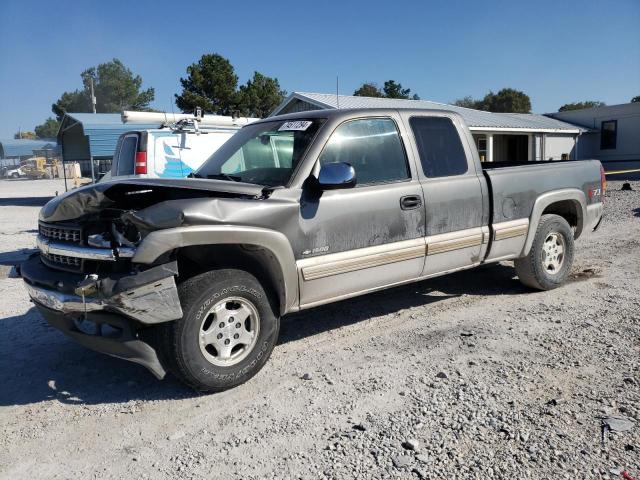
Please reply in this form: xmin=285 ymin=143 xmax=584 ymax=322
xmin=154 ymin=269 xmax=280 ymax=392
xmin=515 ymin=214 xmax=574 ymax=290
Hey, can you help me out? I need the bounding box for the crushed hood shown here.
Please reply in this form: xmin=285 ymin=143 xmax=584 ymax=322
xmin=39 ymin=178 xmax=266 ymax=223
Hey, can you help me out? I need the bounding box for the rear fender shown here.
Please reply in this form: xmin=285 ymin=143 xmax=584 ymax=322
xmin=522 ymin=189 xmax=586 ymax=256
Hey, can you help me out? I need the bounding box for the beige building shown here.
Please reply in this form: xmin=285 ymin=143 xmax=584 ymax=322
xmin=272 ymin=92 xmax=589 ymax=163
xmin=548 ymin=102 xmax=640 ymax=171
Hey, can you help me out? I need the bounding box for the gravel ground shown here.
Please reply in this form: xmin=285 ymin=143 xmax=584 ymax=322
xmin=0 ymin=178 xmax=638 ymax=480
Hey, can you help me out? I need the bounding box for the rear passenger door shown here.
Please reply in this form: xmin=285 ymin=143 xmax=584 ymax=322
xmin=297 ymin=116 xmax=426 ymax=308
xmin=403 ymin=114 xmax=487 ymax=276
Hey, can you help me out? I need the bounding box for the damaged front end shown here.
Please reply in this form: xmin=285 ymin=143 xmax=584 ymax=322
xmin=21 ymin=257 xmax=181 ymax=378
xmin=24 ymin=178 xmax=267 ymax=378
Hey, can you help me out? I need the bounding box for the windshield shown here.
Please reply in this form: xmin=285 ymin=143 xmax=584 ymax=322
xmin=196 ymin=119 xmax=325 ymax=187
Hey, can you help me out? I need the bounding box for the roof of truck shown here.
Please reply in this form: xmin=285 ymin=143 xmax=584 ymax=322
xmin=271 ymin=92 xmax=591 ymax=133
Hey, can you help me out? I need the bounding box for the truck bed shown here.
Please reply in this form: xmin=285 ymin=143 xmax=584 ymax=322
xmin=482 ymin=159 xmax=602 ymax=224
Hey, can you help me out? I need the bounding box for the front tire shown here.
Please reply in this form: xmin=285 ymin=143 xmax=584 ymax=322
xmin=515 ymin=214 xmax=574 ymax=290
xmin=155 ymin=269 xmax=280 ymax=392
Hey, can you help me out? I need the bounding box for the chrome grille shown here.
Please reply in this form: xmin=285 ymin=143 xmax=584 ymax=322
xmin=39 ymin=223 xmax=81 ymax=243
xmin=41 ymin=252 xmax=82 ymax=270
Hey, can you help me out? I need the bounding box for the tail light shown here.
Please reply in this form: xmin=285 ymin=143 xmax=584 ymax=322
xmin=600 ymin=164 xmax=607 ymax=202
xmin=135 ymin=151 xmax=147 ymax=174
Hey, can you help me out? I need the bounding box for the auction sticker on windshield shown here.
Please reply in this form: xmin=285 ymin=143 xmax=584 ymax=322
xmin=279 ymin=120 xmax=313 ymax=131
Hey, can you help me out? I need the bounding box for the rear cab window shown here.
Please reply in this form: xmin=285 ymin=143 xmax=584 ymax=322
xmin=114 ymin=134 xmax=138 ymax=176
xmin=410 ymin=117 xmax=468 ymax=177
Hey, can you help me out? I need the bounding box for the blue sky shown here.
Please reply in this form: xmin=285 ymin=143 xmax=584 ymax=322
xmin=0 ymin=0 xmax=638 ymax=138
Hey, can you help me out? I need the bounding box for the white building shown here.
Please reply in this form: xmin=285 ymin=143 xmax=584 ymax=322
xmin=548 ymin=102 xmax=640 ymax=171
xmin=271 ymin=92 xmax=590 ymax=163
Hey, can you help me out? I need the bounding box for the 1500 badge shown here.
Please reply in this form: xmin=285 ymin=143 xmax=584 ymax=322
xmin=302 ymin=246 xmax=329 ymax=255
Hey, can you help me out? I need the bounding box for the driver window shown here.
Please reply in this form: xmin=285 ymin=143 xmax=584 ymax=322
xmin=319 ymin=118 xmax=409 ymax=185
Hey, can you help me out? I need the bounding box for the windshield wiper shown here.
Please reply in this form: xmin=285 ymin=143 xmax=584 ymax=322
xmin=187 ymin=172 xmax=202 ymax=178
xmin=206 ymin=173 xmax=242 ymax=182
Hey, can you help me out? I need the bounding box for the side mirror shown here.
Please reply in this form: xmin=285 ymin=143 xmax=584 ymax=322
xmin=316 ymin=162 xmax=356 ymax=190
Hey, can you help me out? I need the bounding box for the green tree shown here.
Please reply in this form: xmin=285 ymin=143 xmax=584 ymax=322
xmin=476 ymin=88 xmax=531 ymax=113
xmin=452 ymin=96 xmax=478 ymax=109
xmin=34 ymin=117 xmax=61 ymax=139
xmin=235 ymin=72 xmax=286 ymax=118
xmin=353 ymin=80 xmax=419 ymax=99
xmin=175 ymin=54 xmax=238 ymax=115
xmin=52 ymin=90 xmax=91 ymax=121
xmin=383 ymin=80 xmax=419 ymax=100
xmin=353 ymin=82 xmax=384 ymax=97
xmin=89 ymin=59 xmax=154 ymax=113
xmin=558 ymin=101 xmax=605 ymax=112
xmin=52 ymin=59 xmax=154 ymax=121
xmin=631 ymin=95 xmax=640 ymax=103
xmin=14 ymin=131 xmax=36 ymax=139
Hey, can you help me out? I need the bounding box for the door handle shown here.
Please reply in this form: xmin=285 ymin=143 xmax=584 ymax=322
xmin=400 ymin=195 xmax=422 ymax=210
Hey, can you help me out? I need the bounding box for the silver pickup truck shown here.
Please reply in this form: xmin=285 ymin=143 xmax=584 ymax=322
xmin=21 ymin=108 xmax=605 ymax=391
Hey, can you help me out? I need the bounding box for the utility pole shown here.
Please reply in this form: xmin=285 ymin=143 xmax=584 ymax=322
xmin=89 ymin=72 xmax=96 ymax=183
xmin=89 ymin=75 xmax=97 ymax=114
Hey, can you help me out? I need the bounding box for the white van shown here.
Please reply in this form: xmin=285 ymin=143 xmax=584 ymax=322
xmin=108 ymin=112 xmax=257 ymax=179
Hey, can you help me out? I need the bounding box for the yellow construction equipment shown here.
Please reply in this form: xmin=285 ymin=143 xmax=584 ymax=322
xmin=19 ymin=156 xmax=60 ymax=179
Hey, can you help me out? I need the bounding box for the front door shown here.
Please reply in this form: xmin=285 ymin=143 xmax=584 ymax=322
xmin=297 ymin=116 xmax=426 ymax=308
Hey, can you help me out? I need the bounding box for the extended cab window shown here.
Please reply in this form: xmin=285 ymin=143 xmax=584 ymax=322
xmin=198 ymin=119 xmax=324 ymax=187
xmin=319 ymin=118 xmax=409 ymax=185
xmin=410 ymin=117 xmax=468 ymax=177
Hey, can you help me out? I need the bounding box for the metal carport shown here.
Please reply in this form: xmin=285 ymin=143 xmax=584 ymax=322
xmin=57 ymin=113 xmax=159 ymax=180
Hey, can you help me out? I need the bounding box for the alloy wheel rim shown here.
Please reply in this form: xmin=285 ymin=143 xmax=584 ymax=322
xmin=542 ymin=232 xmax=565 ymax=275
xmin=198 ymin=297 xmax=260 ymax=367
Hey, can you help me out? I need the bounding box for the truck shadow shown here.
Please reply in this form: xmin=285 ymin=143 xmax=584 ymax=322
xmin=0 ymin=307 xmax=194 ymax=407
xmin=0 ymin=263 xmax=526 ymax=407
xmin=0 ymin=248 xmax=37 ymax=267
xmin=279 ymin=262 xmax=527 ymax=344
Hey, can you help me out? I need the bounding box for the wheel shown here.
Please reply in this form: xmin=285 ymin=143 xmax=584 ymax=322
xmin=154 ymin=269 xmax=280 ymax=392
xmin=515 ymin=214 xmax=574 ymax=290
xmin=10 ymin=172 xmax=19 ymax=178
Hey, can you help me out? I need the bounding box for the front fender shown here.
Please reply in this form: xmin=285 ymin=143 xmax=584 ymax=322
xmin=132 ymin=225 xmax=298 ymax=315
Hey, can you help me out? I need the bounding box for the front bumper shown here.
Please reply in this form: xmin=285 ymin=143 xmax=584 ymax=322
xmin=21 ymin=255 xmax=183 ymax=325
xmin=21 ymin=255 xmax=184 ymax=378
